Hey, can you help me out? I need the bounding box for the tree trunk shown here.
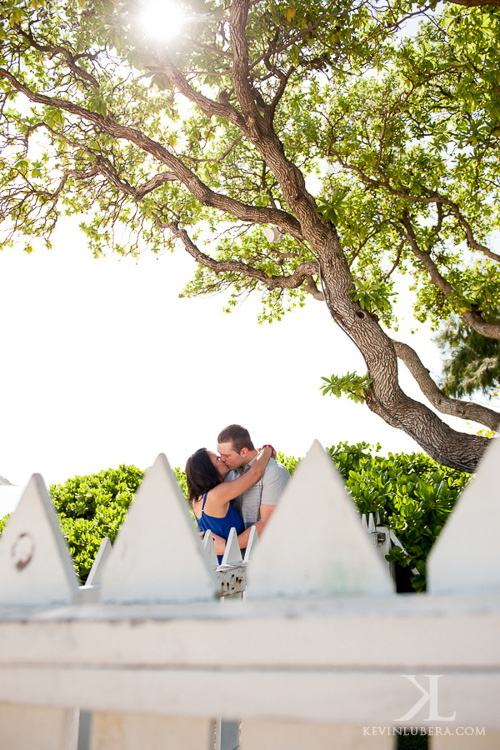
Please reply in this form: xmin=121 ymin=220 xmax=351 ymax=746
xmin=318 ymin=242 xmax=490 ymax=472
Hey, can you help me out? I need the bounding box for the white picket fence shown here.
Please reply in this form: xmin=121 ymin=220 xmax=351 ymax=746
xmin=81 ymin=510 xmax=394 ymax=601
xmin=0 ymin=439 xmax=499 ymax=750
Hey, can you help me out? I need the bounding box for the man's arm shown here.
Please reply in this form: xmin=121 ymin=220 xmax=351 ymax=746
xmin=235 ymin=503 xmax=276 ymax=548
xmin=211 ymin=505 xmax=276 ymax=556
xmin=235 ymin=463 xmax=290 ymax=548
xmin=213 ymin=462 xmax=290 ymax=556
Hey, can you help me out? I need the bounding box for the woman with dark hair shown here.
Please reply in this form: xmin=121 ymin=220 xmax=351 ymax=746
xmin=185 ymin=446 xmax=273 ymax=561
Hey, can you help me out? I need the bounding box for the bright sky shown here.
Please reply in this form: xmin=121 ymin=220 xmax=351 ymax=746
xmin=0 ymin=213 xmax=480 ymax=504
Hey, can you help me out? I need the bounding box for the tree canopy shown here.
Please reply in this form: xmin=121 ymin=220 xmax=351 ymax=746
xmin=0 ymin=0 xmax=499 ymax=471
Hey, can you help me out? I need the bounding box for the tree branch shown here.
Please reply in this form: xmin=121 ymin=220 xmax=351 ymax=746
xmin=332 ymin=149 xmax=500 ymax=264
xmin=0 ymin=67 xmax=302 ymax=237
xmin=19 ymin=29 xmax=100 ymax=89
xmin=161 ymin=219 xmax=319 ymax=293
xmin=449 ymin=205 xmax=500 ymax=263
xmin=399 ymin=212 xmax=500 ymax=340
xmin=394 ymin=340 xmax=500 ymax=431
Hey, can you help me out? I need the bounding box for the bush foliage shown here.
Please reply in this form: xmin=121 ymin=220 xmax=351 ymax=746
xmin=0 ymin=444 xmax=470 ymax=587
xmin=324 ymin=443 xmax=470 ymax=590
xmin=50 ymin=465 xmax=145 ymax=584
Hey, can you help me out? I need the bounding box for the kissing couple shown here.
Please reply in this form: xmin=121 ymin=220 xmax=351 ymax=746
xmin=185 ymin=424 xmax=290 ymax=562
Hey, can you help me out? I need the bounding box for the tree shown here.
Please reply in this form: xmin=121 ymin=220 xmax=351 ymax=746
xmin=0 ymin=0 xmax=499 ymax=472
xmin=435 ymin=312 xmax=500 ymax=398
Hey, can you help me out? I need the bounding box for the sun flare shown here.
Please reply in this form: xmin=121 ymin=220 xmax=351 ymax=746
xmin=139 ymin=0 xmax=187 ymax=42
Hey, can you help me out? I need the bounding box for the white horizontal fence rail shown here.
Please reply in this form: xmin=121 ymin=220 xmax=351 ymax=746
xmin=0 ymin=440 xmax=499 ymax=750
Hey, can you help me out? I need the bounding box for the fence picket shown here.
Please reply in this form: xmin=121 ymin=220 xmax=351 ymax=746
xmin=240 ymin=720 xmax=395 ymax=750
xmin=247 ymin=440 xmax=394 ymax=599
xmin=89 ymin=713 xmax=213 ymax=750
xmin=202 ymin=530 xmax=219 ymax=567
xmin=221 ymin=527 xmax=243 ymax=566
xmin=0 ymin=705 xmax=78 ymax=750
xmin=0 ymin=474 xmax=79 ymax=606
xmin=85 ymin=537 xmax=112 ymax=586
xmin=243 ymin=524 xmax=258 ymax=562
xmin=428 ymin=436 xmax=500 ymax=594
xmin=100 ymin=454 xmax=217 ymax=604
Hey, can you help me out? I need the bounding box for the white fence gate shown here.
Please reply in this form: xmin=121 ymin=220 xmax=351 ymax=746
xmin=0 ymin=439 xmax=499 ymax=749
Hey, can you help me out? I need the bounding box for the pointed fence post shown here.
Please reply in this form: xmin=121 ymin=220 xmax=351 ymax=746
xmin=221 ymin=527 xmax=243 ymax=566
xmin=85 ymin=536 xmax=112 ymax=586
xmin=78 ymin=537 xmax=113 ymax=603
xmin=428 ymin=436 xmax=500 ymax=594
xmin=202 ymin=531 xmax=219 ymax=568
xmin=0 ymin=474 xmax=79 ymax=606
xmin=247 ymin=441 xmax=394 ymax=599
xmin=243 ymin=525 xmax=259 ymax=562
xmin=100 ymin=454 xmax=217 ymax=604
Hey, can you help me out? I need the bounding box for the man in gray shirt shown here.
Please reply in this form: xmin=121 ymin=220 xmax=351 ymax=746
xmin=217 ymin=424 xmax=290 ymax=550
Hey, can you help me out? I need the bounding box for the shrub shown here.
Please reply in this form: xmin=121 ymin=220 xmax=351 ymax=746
xmin=328 ymin=442 xmax=470 ymax=590
xmin=50 ymin=465 xmax=145 ymax=583
xmin=0 ymin=513 xmax=11 ymax=536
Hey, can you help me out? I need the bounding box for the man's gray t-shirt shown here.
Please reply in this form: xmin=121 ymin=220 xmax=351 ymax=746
xmin=230 ymin=457 xmax=290 ymax=529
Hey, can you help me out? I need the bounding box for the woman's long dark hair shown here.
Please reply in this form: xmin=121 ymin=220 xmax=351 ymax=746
xmin=185 ymin=448 xmax=221 ymax=503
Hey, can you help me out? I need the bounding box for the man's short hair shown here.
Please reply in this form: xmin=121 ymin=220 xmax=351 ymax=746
xmin=217 ymin=424 xmax=255 ymax=453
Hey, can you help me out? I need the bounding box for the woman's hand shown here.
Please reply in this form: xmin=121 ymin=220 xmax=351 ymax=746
xmin=212 ymin=533 xmax=226 ymax=557
xmin=259 ymin=444 xmax=276 ymax=459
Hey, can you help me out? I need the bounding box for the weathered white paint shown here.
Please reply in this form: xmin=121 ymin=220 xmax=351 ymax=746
xmin=0 ymin=474 xmax=79 ymax=605
xmin=428 ymin=436 xmax=500 ymax=594
xmin=216 ymin=564 xmax=246 ymax=597
xmin=247 ymin=441 xmax=394 ymax=598
xmin=100 ymin=454 xmax=217 ymax=603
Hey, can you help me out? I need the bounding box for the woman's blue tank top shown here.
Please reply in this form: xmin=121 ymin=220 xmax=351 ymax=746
xmin=197 ymin=493 xmax=244 ymax=563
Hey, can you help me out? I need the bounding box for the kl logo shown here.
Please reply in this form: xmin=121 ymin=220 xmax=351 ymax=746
xmin=395 ymin=675 xmax=457 ymax=722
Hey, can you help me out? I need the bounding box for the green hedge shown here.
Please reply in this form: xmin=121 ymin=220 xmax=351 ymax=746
xmin=324 ymin=443 xmax=470 ymax=590
xmin=0 ymin=444 xmax=470 ymax=587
